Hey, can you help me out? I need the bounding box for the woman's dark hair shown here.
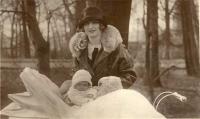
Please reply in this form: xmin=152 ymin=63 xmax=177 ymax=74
xmin=77 ymin=22 xmax=106 ymax=32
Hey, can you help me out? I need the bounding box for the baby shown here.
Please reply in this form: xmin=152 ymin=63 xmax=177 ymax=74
xmin=63 ymin=70 xmax=123 ymax=106
xmin=64 ymin=70 xmax=97 ymax=106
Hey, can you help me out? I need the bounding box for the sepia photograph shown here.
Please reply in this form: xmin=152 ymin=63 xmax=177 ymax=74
xmin=0 ymin=0 xmax=199 ymax=118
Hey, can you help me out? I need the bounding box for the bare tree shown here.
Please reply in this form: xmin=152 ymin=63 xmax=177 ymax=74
xmin=15 ymin=15 xmax=19 ymax=57
xmin=141 ymin=0 xmax=160 ymax=102
xmin=162 ymin=0 xmax=177 ymax=59
xmin=10 ymin=13 xmax=15 ymax=58
xmin=1 ymin=0 xmax=32 ymax=58
xmin=51 ymin=25 xmax=58 ymax=58
xmin=146 ymin=0 xmax=161 ymax=87
xmin=62 ymin=0 xmax=76 ymax=36
xmin=57 ymin=10 xmax=70 ymax=58
xmin=180 ymin=0 xmax=200 ymax=77
xmin=62 ymin=0 xmax=85 ymax=58
xmin=0 ymin=17 xmax=5 ymax=57
xmin=98 ymin=0 xmax=132 ymax=48
xmin=18 ymin=23 xmax=25 ymax=58
xmin=21 ymin=0 xmax=31 ymax=58
xmin=24 ymin=0 xmax=50 ymax=77
xmin=164 ymin=0 xmax=170 ymax=59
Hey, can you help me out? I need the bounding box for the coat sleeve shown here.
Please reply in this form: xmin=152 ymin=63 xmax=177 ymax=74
xmin=117 ymin=46 xmax=137 ymax=88
xmin=72 ymin=58 xmax=81 ymax=73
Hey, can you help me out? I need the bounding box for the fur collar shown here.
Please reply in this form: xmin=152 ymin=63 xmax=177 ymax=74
xmin=69 ymin=25 xmax=123 ymax=57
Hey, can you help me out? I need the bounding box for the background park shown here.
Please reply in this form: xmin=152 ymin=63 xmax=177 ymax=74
xmin=0 ymin=0 xmax=199 ymax=118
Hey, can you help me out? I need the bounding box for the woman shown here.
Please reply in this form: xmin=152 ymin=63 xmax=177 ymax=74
xmin=60 ymin=6 xmax=137 ymax=94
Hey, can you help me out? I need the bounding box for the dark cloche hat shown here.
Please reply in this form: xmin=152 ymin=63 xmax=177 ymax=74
xmin=78 ymin=6 xmax=107 ymax=29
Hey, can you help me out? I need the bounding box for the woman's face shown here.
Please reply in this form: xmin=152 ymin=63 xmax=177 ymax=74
xmin=83 ymin=21 xmax=101 ymax=38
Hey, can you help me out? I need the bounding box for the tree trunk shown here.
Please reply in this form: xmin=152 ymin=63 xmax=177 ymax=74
xmin=10 ymin=13 xmax=16 ymax=58
xmin=165 ymin=0 xmax=170 ymax=59
xmin=15 ymin=18 xmax=19 ymax=57
xmin=52 ymin=16 xmax=64 ymax=58
xmin=24 ymin=0 xmax=50 ymax=77
xmin=50 ymin=24 xmax=58 ymax=59
xmin=62 ymin=16 xmax=71 ymax=58
xmin=21 ymin=0 xmax=31 ymax=58
xmin=98 ymin=0 xmax=132 ymax=48
xmin=146 ymin=0 xmax=161 ymax=86
xmin=180 ymin=0 xmax=200 ymax=77
xmin=191 ymin=1 xmax=199 ymax=46
xmin=0 ymin=20 xmax=4 ymax=57
xmin=62 ymin=0 xmax=76 ymax=35
xmin=62 ymin=0 xmax=84 ymax=58
xmin=19 ymin=20 xmax=23 ymax=57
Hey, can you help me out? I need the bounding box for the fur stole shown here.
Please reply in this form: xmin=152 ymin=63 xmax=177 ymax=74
xmin=69 ymin=25 xmax=123 ymax=57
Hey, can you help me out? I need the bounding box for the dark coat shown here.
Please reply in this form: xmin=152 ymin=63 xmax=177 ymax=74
xmin=73 ymin=44 xmax=137 ymax=88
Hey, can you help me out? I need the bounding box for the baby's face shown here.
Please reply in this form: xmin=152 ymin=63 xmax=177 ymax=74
xmin=74 ymin=81 xmax=91 ymax=91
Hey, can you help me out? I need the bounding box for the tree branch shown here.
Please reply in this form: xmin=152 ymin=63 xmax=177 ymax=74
xmin=159 ymin=0 xmax=165 ymax=10
xmin=0 ymin=10 xmax=24 ymax=15
xmin=153 ymin=65 xmax=185 ymax=83
xmin=169 ymin=0 xmax=177 ymax=15
xmin=62 ymin=0 xmax=74 ymax=20
xmin=142 ymin=0 xmax=147 ymax=29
